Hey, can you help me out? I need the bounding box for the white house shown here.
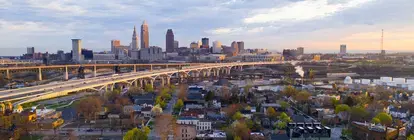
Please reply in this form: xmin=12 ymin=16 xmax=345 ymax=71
xmin=177 ymin=117 xmax=212 ymax=131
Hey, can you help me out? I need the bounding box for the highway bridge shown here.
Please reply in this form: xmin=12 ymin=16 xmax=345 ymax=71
xmin=0 ymin=63 xmax=202 ymax=81
xmin=0 ymin=62 xmax=284 ymax=106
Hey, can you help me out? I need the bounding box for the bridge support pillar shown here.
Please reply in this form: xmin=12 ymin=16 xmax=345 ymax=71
xmin=239 ymin=66 xmax=243 ymax=71
xmin=133 ymin=65 xmax=137 ymax=72
xmin=149 ymin=79 xmax=154 ymax=89
xmin=38 ymin=68 xmax=42 ymax=81
xmin=93 ymin=66 xmax=97 ymax=77
xmin=134 ymin=80 xmax=138 ymax=87
xmin=139 ymin=79 xmax=143 ymax=88
xmin=150 ymin=65 xmax=153 ymax=71
xmin=161 ymin=77 xmax=165 ymax=87
xmin=226 ymin=67 xmax=231 ymax=75
xmin=64 ymin=66 xmax=69 ymax=80
xmin=6 ymin=69 xmax=10 ymax=80
xmin=166 ymin=76 xmax=171 ymax=86
xmin=110 ymin=84 xmax=115 ymax=91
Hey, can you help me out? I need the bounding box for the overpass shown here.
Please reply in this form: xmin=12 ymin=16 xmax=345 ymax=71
xmin=0 ymin=63 xmax=201 ymax=81
xmin=0 ymin=62 xmax=284 ymax=106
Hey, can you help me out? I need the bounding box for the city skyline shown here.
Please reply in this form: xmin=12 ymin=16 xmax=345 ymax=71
xmin=0 ymin=0 xmax=413 ymax=55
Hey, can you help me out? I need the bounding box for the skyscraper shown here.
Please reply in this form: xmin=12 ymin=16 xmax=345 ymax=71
xmin=27 ymin=47 xmax=35 ymax=55
xmin=237 ymin=41 xmax=244 ymax=52
xmin=231 ymin=41 xmax=239 ymax=56
xmin=141 ymin=20 xmax=149 ymax=49
xmin=166 ymin=29 xmax=174 ymax=53
xmin=131 ymin=26 xmax=139 ymax=50
xmin=72 ymin=39 xmax=82 ymax=62
xmin=174 ymin=40 xmax=179 ymax=52
xmin=297 ymin=47 xmax=304 ymax=55
xmin=340 ymin=44 xmax=347 ymax=54
xmin=212 ymin=41 xmax=222 ymax=54
xmin=111 ymin=40 xmax=121 ymax=53
xmin=201 ymin=38 xmax=209 ymax=49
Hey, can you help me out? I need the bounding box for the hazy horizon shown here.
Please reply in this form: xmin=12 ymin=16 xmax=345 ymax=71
xmin=1 ymin=0 xmax=413 ymax=56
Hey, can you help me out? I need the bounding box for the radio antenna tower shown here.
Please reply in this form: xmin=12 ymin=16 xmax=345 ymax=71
xmin=381 ymin=29 xmax=384 ymax=51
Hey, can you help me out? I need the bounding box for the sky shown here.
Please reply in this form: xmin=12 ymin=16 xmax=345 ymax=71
xmin=0 ymin=0 xmax=413 ymax=56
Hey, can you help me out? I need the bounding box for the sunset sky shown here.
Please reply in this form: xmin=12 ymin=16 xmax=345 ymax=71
xmin=0 ymin=0 xmax=413 ymax=55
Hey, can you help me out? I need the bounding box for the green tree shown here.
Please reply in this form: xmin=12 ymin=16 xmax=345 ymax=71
xmin=374 ymin=112 xmax=392 ymax=126
xmin=279 ymin=112 xmax=292 ymax=123
xmin=280 ymin=101 xmax=290 ymax=110
xmin=234 ymin=136 xmax=242 ymax=140
xmin=205 ymin=91 xmax=215 ymax=102
xmin=144 ymin=84 xmax=154 ymax=92
xmin=276 ymin=121 xmax=287 ymax=130
xmin=350 ymin=106 xmax=369 ymax=121
xmin=174 ymin=99 xmax=184 ymax=112
xmin=123 ymin=127 xmax=150 ymax=140
xmin=266 ymin=107 xmax=277 ymax=119
xmin=244 ymin=85 xmax=252 ymax=94
xmin=408 ymin=134 xmax=414 ymax=140
xmin=371 ymin=117 xmax=380 ymax=124
xmin=335 ymin=104 xmax=351 ymax=114
xmin=232 ymin=111 xmax=243 ymax=120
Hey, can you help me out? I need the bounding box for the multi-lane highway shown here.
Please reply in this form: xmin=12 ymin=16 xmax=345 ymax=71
xmin=0 ymin=62 xmax=283 ymax=106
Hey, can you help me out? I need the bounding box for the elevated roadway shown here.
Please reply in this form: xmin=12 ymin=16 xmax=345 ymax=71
xmin=0 ymin=62 xmax=284 ymax=106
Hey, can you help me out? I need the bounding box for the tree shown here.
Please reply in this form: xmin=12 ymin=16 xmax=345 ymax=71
xmin=282 ymin=86 xmax=297 ymax=97
xmin=266 ymin=107 xmax=277 ymax=119
xmin=373 ymin=112 xmax=392 ymax=126
xmin=234 ymin=136 xmax=242 ymax=140
xmin=155 ymin=114 xmax=174 ymax=139
xmin=371 ymin=117 xmax=380 ymax=124
xmin=408 ymin=134 xmax=414 ymax=140
xmin=294 ymin=91 xmax=311 ymax=103
xmin=280 ymin=101 xmax=290 ymax=110
xmin=221 ymin=86 xmax=231 ymax=100
xmin=244 ymin=85 xmax=252 ymax=94
xmin=308 ymin=69 xmax=315 ymax=83
xmin=224 ymin=104 xmax=242 ymax=118
xmin=276 ymin=121 xmax=287 ymax=130
xmin=176 ymin=84 xmax=186 ymax=98
xmin=232 ymin=112 xmax=243 ymax=120
xmin=123 ymin=127 xmax=150 ymax=140
xmin=350 ymin=106 xmax=369 ymax=121
xmin=205 ymin=91 xmax=215 ymax=102
xmin=144 ymin=84 xmax=154 ymax=93
xmin=335 ymin=104 xmax=351 ymax=114
xmin=279 ymin=112 xmax=292 ymax=123
xmin=174 ymin=99 xmax=184 ymax=112
xmin=76 ymin=96 xmax=103 ymax=122
xmin=344 ymin=96 xmax=355 ymax=107
xmin=151 ymin=104 xmax=163 ymax=116
xmin=232 ymin=121 xmax=250 ymax=140
xmin=126 ymin=87 xmax=144 ymax=96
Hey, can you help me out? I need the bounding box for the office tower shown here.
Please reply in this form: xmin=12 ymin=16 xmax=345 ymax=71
xmin=190 ymin=42 xmax=199 ymax=49
xmin=340 ymin=44 xmax=347 ymax=54
xmin=111 ymin=40 xmax=121 ymax=53
xmin=131 ymin=26 xmax=139 ymax=50
xmin=201 ymin=38 xmax=209 ymax=49
xmin=237 ymin=41 xmax=244 ymax=52
xmin=72 ymin=39 xmax=82 ymax=62
xmin=297 ymin=47 xmax=304 ymax=55
xmin=27 ymin=47 xmax=35 ymax=55
xmin=231 ymin=41 xmax=239 ymax=56
xmin=174 ymin=40 xmax=179 ymax=52
xmin=166 ymin=29 xmax=174 ymax=53
xmin=141 ymin=20 xmax=149 ymax=49
xmin=212 ymin=41 xmax=222 ymax=54
xmin=197 ymin=41 xmax=202 ymax=48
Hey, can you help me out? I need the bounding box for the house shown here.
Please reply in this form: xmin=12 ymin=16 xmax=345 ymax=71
xmin=240 ymin=109 xmax=253 ymax=119
xmin=176 ymin=117 xmax=212 ymax=131
xmin=141 ymin=107 xmax=152 ymax=118
xmin=132 ymin=93 xmax=155 ymax=107
xmin=386 ymin=105 xmax=410 ymax=119
xmin=123 ymin=105 xmax=142 ymax=115
xmin=196 ymin=131 xmax=227 ymax=140
xmin=287 ymin=122 xmax=331 ymax=139
xmin=175 ymin=124 xmax=197 ymax=140
xmin=351 ymin=121 xmax=398 ymax=140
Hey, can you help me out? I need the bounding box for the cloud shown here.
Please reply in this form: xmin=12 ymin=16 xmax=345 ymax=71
xmin=26 ymin=0 xmax=87 ymax=15
xmin=243 ymin=0 xmax=375 ymax=24
xmin=206 ymin=27 xmax=243 ymax=35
